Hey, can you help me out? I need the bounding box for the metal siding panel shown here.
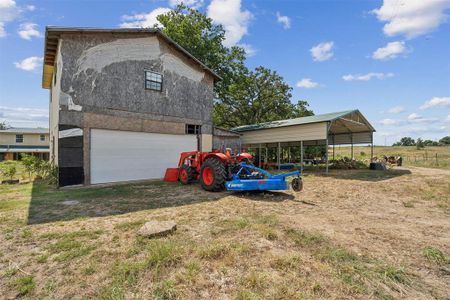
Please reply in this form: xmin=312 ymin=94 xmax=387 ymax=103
xmin=90 ymin=129 xmax=197 ymax=184
xmin=240 ymin=123 xmax=327 ymax=144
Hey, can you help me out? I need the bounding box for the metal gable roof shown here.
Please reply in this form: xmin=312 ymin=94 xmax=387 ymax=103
xmin=232 ymin=110 xmax=361 ymax=132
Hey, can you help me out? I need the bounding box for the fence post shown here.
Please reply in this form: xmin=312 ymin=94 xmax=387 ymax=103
xmin=436 ymin=153 xmax=438 ymax=165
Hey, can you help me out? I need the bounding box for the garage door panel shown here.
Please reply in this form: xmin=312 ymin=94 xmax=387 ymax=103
xmin=90 ymin=129 xmax=197 ymax=184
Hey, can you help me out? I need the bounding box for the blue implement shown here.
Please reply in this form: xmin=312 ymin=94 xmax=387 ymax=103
xmin=225 ymin=163 xmax=302 ymax=191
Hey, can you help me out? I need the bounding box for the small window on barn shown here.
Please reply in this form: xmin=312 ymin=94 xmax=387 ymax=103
xmin=145 ymin=71 xmax=162 ymax=91
xmin=16 ymin=134 xmax=24 ymax=143
xmin=186 ymin=124 xmax=201 ymax=135
xmin=40 ymin=134 xmax=45 ymax=141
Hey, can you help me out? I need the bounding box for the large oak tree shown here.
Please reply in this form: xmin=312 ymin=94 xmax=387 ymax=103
xmin=157 ymin=5 xmax=313 ymax=128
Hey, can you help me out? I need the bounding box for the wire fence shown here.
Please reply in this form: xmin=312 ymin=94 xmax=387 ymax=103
xmin=402 ymin=153 xmax=450 ymax=168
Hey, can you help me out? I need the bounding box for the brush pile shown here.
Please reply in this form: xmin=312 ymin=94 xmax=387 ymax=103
xmin=330 ymin=157 xmax=365 ymax=169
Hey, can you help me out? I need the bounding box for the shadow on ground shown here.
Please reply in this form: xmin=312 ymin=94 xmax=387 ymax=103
xmin=319 ymin=168 xmax=412 ymax=181
xmin=233 ymin=190 xmax=295 ymax=202
xmin=27 ymin=180 xmax=295 ymax=225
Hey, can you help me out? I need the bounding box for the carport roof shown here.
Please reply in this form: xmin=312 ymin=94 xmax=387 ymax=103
xmin=233 ymin=110 xmax=375 ymax=132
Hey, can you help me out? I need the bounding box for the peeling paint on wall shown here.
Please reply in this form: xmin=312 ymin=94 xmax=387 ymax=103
xmin=161 ymin=53 xmax=203 ymax=82
xmin=75 ymin=37 xmax=161 ymax=76
xmin=60 ymin=91 xmax=82 ymax=111
xmin=74 ymin=36 xmax=204 ymax=83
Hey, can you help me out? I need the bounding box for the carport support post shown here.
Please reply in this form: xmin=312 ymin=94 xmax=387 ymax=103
xmin=300 ymin=141 xmax=304 ymax=174
xmin=370 ymin=132 xmax=374 ymax=160
xmin=326 ymin=138 xmax=329 ymax=174
xmin=288 ymin=146 xmax=290 ymax=163
xmin=350 ymin=133 xmax=354 ymax=159
xmin=332 ymin=135 xmax=335 ymax=160
xmin=258 ymin=143 xmax=262 ymax=167
xmin=277 ymin=142 xmax=281 ymax=170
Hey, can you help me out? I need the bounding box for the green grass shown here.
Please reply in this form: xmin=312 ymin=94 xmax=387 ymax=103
xmin=285 ymin=228 xmax=326 ymax=247
xmin=81 ymin=265 xmax=96 ymax=275
xmin=12 ymin=275 xmax=35 ymax=296
xmin=270 ymin=253 xmax=302 ymax=271
xmin=196 ymin=240 xmax=230 ymax=260
xmin=45 ymin=237 xmax=96 ymax=262
xmin=153 ymin=280 xmax=179 ymax=300
xmin=422 ymin=246 xmax=450 ymax=265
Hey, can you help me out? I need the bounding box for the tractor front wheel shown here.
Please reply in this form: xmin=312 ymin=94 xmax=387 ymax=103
xmin=179 ymin=165 xmax=195 ymax=184
xmin=200 ymin=158 xmax=226 ymax=192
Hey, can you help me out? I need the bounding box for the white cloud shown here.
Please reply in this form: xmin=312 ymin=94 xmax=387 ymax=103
xmin=296 ymin=78 xmax=319 ymax=89
xmin=387 ymin=106 xmax=405 ymax=113
xmin=372 ymin=41 xmax=406 ymax=60
xmin=276 ymin=12 xmax=290 ymax=29
xmin=238 ymin=43 xmax=256 ymax=57
xmin=14 ymin=56 xmax=43 ymax=71
xmin=26 ymin=4 xmax=35 ymax=11
xmin=379 ymin=118 xmax=401 ymax=126
xmin=446 ymin=115 xmax=450 ymax=122
xmin=342 ymin=72 xmax=394 ymax=81
xmin=18 ymin=23 xmax=41 ymax=40
xmin=407 ymin=112 xmax=437 ymax=123
xmin=168 ymin=0 xmax=203 ymax=9
xmin=407 ymin=113 xmax=421 ymax=120
xmin=419 ymin=96 xmax=450 ymax=110
xmin=372 ymin=0 xmax=450 ymax=39
xmin=119 ymin=7 xmax=171 ymax=28
xmin=0 ymin=0 xmax=15 ymax=8
xmin=207 ymin=0 xmax=252 ymax=47
xmin=0 ymin=106 xmax=48 ymax=128
xmin=310 ymin=41 xmax=334 ymax=62
xmin=0 ymin=0 xmax=19 ymax=38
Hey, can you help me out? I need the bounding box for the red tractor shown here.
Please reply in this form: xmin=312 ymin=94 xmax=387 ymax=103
xmin=177 ymin=149 xmax=252 ymax=192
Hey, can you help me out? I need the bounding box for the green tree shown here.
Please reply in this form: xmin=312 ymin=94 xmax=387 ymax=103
xmin=423 ymin=139 xmax=438 ymax=146
xmin=214 ymin=66 xmax=313 ymax=128
xmin=157 ymin=5 xmax=313 ymax=128
xmin=0 ymin=121 xmax=10 ymax=130
xmin=157 ymin=4 xmax=247 ymax=101
xmin=21 ymin=154 xmax=35 ymax=180
xmin=393 ymin=137 xmax=416 ymax=146
xmin=439 ymin=136 xmax=450 ymax=145
xmin=416 ymin=138 xmax=425 ymax=149
xmin=0 ymin=161 xmax=17 ymax=181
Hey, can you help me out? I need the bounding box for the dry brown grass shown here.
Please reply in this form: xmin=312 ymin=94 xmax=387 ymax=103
xmin=0 ymin=167 xmax=449 ymax=299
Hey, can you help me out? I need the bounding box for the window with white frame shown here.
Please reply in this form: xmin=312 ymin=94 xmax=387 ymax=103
xmin=16 ymin=134 xmax=24 ymax=143
xmin=145 ymin=71 xmax=163 ymax=91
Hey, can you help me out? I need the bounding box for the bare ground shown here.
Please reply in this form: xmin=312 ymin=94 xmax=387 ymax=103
xmin=0 ymin=167 xmax=449 ymax=299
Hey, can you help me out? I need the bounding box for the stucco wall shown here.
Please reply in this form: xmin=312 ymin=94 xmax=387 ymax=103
xmin=57 ymin=33 xmax=214 ymax=133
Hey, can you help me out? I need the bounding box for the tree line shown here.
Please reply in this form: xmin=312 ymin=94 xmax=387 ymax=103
xmin=393 ymin=136 xmax=450 ymax=147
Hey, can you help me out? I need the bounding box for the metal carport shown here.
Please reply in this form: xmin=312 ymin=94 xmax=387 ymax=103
xmin=232 ymin=110 xmax=376 ymax=173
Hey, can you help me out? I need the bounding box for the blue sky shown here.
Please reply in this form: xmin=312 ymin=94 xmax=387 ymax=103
xmin=0 ymin=0 xmax=449 ymax=145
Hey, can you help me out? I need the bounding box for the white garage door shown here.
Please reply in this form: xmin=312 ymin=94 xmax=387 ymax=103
xmin=90 ymin=129 xmax=197 ymax=184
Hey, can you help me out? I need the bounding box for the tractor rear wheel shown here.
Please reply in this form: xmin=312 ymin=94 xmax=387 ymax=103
xmin=200 ymin=158 xmax=226 ymax=192
xmin=179 ymin=165 xmax=195 ymax=184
